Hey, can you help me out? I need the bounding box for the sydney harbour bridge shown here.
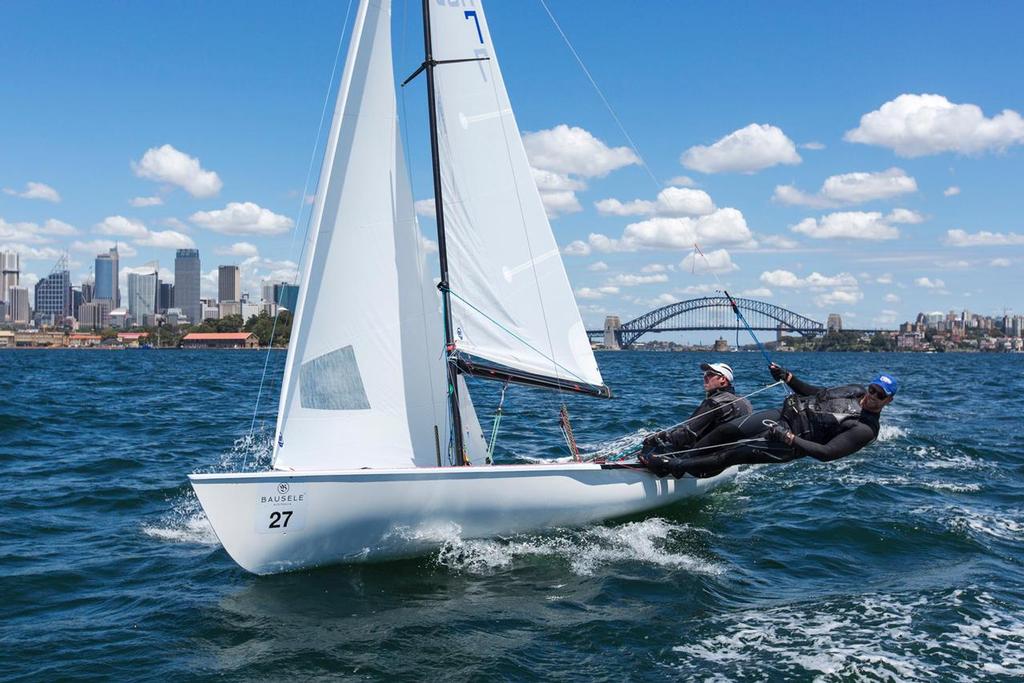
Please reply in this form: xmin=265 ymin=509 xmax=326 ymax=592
xmin=586 ymin=296 xmax=826 ymax=349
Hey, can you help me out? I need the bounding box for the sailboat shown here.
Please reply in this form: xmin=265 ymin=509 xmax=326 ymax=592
xmin=190 ymin=0 xmax=737 ymax=575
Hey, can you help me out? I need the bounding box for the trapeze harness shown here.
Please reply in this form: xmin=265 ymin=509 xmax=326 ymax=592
xmin=662 ymin=376 xmax=881 ymax=478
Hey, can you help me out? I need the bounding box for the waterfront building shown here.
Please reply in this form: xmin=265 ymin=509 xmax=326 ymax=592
xmin=181 ymin=332 xmax=259 ymax=349
xmin=278 ymin=284 xmax=299 ymax=311
xmin=78 ymin=301 xmax=111 ymax=331
xmin=0 ymin=301 xmax=6 ymax=323
xmin=241 ymin=302 xmax=261 ymax=322
xmin=174 ymin=249 xmax=201 ymax=327
xmin=94 ymin=247 xmax=120 ymax=308
xmin=127 ymin=270 xmax=158 ymax=324
xmin=202 ymin=302 xmax=219 ymax=321
xmin=218 ymin=265 xmax=240 ymax=303
xmin=164 ymin=308 xmax=183 ymax=328
xmin=68 ymin=333 xmax=102 ymax=348
xmin=827 ymin=313 xmax=843 ymax=332
xmin=713 ymin=337 xmax=730 ymax=352
xmin=109 ymin=308 xmax=129 ymax=329
xmin=117 ymin=332 xmax=149 ymax=347
xmin=81 ymin=280 xmax=94 ymax=304
xmin=218 ymin=300 xmax=242 ymax=319
xmin=158 ymin=282 xmax=174 ymax=313
xmin=7 ymin=287 xmax=30 ymax=324
xmin=33 ymin=255 xmax=72 ymax=326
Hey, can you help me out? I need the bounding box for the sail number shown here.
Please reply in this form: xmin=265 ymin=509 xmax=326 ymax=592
xmin=268 ymin=510 xmax=293 ymax=528
xmin=255 ymin=483 xmax=308 ymax=534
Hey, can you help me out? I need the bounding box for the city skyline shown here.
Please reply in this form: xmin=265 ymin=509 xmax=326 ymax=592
xmin=1 ymin=2 xmax=1022 ymax=330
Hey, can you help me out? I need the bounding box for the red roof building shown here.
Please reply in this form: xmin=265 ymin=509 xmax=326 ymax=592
xmin=181 ymin=332 xmax=259 ymax=349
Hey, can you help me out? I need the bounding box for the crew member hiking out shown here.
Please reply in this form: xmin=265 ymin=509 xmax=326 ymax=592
xmin=640 ymin=362 xmax=752 ymax=458
xmin=640 ymin=363 xmax=898 ymax=479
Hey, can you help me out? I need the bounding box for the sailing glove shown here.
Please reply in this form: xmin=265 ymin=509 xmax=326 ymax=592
xmin=769 ymin=363 xmax=790 ymax=382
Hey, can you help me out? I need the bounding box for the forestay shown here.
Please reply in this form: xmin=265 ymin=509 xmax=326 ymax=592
xmin=429 ymin=1 xmax=609 ymax=397
xmin=273 ymin=0 xmax=486 ymax=471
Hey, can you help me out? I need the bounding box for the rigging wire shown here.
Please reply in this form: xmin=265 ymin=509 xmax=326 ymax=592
xmin=538 ymin=0 xmax=663 ymax=191
xmin=244 ymin=0 xmax=356 ymax=469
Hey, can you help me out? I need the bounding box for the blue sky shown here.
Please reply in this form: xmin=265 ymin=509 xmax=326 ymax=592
xmin=2 ymin=1 xmax=1023 ymax=336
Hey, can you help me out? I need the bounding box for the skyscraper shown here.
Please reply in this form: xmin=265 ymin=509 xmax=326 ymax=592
xmin=1 ymin=250 xmax=19 ymax=321
xmin=175 ymin=249 xmax=201 ymax=325
xmin=94 ymin=246 xmax=120 ymax=307
xmin=159 ymin=282 xmax=174 ymax=313
xmin=127 ymin=268 xmax=159 ymax=324
xmin=7 ymin=287 xmax=29 ymax=324
xmin=33 ymin=255 xmax=71 ymax=326
xmin=218 ymin=265 xmax=240 ymax=303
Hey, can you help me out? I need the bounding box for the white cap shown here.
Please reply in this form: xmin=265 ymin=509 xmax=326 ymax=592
xmin=700 ymin=362 xmax=734 ymax=383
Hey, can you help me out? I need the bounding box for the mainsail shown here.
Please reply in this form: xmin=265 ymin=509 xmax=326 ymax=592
xmin=428 ymin=2 xmax=610 ymax=397
xmin=273 ymin=0 xmax=486 ymax=471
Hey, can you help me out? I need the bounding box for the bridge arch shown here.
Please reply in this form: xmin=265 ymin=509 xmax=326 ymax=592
xmin=594 ymin=296 xmax=824 ymax=348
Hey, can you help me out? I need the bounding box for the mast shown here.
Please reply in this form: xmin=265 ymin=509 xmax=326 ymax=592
xmin=421 ymin=0 xmax=465 ymax=465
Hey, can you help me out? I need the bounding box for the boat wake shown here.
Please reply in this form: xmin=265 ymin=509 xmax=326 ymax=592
xmin=142 ymin=489 xmax=219 ymax=546
xmin=671 ymin=587 xmax=1024 ymax=680
xmin=431 ymin=517 xmax=722 ymax=577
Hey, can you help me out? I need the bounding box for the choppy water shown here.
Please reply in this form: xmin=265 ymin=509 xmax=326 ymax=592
xmin=3 ymin=350 xmax=1023 ymax=680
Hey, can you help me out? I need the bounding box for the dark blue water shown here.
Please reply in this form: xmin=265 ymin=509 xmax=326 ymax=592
xmin=3 ymin=350 xmax=1023 ymax=680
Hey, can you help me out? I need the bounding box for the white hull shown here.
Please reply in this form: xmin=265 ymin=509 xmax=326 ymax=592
xmin=189 ymin=463 xmax=737 ymax=574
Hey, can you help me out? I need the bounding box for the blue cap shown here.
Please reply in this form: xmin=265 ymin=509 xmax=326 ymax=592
xmin=870 ymin=373 xmax=898 ymax=396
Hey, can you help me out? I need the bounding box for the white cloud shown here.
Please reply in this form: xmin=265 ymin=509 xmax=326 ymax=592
xmin=587 ymin=208 xmax=754 ymax=253
xmin=814 ymin=289 xmax=863 ymax=307
xmin=665 ymin=175 xmax=698 ymax=187
xmin=943 ymin=229 xmax=1024 ymax=247
xmin=640 ymin=263 xmax=670 ymax=273
xmin=595 ymin=187 xmax=715 ymax=218
xmin=562 ymin=240 xmax=591 ymax=256
xmin=635 ymin=293 xmax=678 ymax=308
xmin=3 ymin=181 xmax=61 ymax=203
xmin=414 ymin=198 xmax=435 ymax=219
xmin=680 ymin=248 xmax=738 ymax=274
xmin=800 ymin=141 xmax=826 ymax=150
xmin=130 ymin=196 xmax=164 ymax=207
xmin=944 ymin=186 xmax=961 ymax=197
xmin=887 ymin=208 xmax=924 ymax=224
xmin=758 ymin=234 xmax=800 ymax=249
xmin=70 ymin=239 xmax=138 ymax=258
xmin=607 ymin=273 xmax=669 ymax=287
xmin=95 ymin=215 xmax=149 ymax=238
xmin=41 ymin=219 xmax=77 ymax=236
xmin=133 ymin=144 xmax=223 ymax=197
xmin=676 ymin=283 xmax=719 ymax=295
xmin=215 ymin=242 xmax=260 ymax=257
xmin=883 ymin=293 xmax=900 ymax=303
xmin=738 ymin=287 xmax=772 ymax=298
xmin=845 ymin=93 xmax=1024 ymax=156
xmin=419 ymin=233 xmax=438 ymax=254
xmin=681 ymin=123 xmax=800 ymax=174
xmin=575 ymin=286 xmax=620 ymax=300
xmin=773 ymin=168 xmax=917 ymax=207
xmin=915 ymin=277 xmax=945 ymax=289
xmin=190 ymin=202 xmax=293 ymax=235
xmin=874 ymin=309 xmax=900 ymax=325
xmin=875 ymin=274 xmax=894 ymax=285
xmin=587 ymin=261 xmax=608 ymax=272
xmin=990 ymin=258 xmax=1012 ymax=267
xmin=760 ymin=270 xmax=858 ymax=289
xmin=522 ymin=124 xmax=639 ymax=178
xmin=539 ymin=190 xmax=583 ymax=218
xmin=791 ymin=211 xmax=899 ymax=240
xmin=0 ymin=243 xmax=63 ymax=261
xmin=135 ymin=230 xmax=196 ymax=249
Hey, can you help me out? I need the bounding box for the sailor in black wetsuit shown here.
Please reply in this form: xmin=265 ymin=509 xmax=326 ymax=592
xmin=640 ymin=362 xmax=752 ymax=462
xmin=642 ymin=363 xmax=898 ymax=478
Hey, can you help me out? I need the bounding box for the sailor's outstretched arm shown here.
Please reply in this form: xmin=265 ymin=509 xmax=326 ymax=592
xmin=770 ymin=363 xmax=823 ymax=396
